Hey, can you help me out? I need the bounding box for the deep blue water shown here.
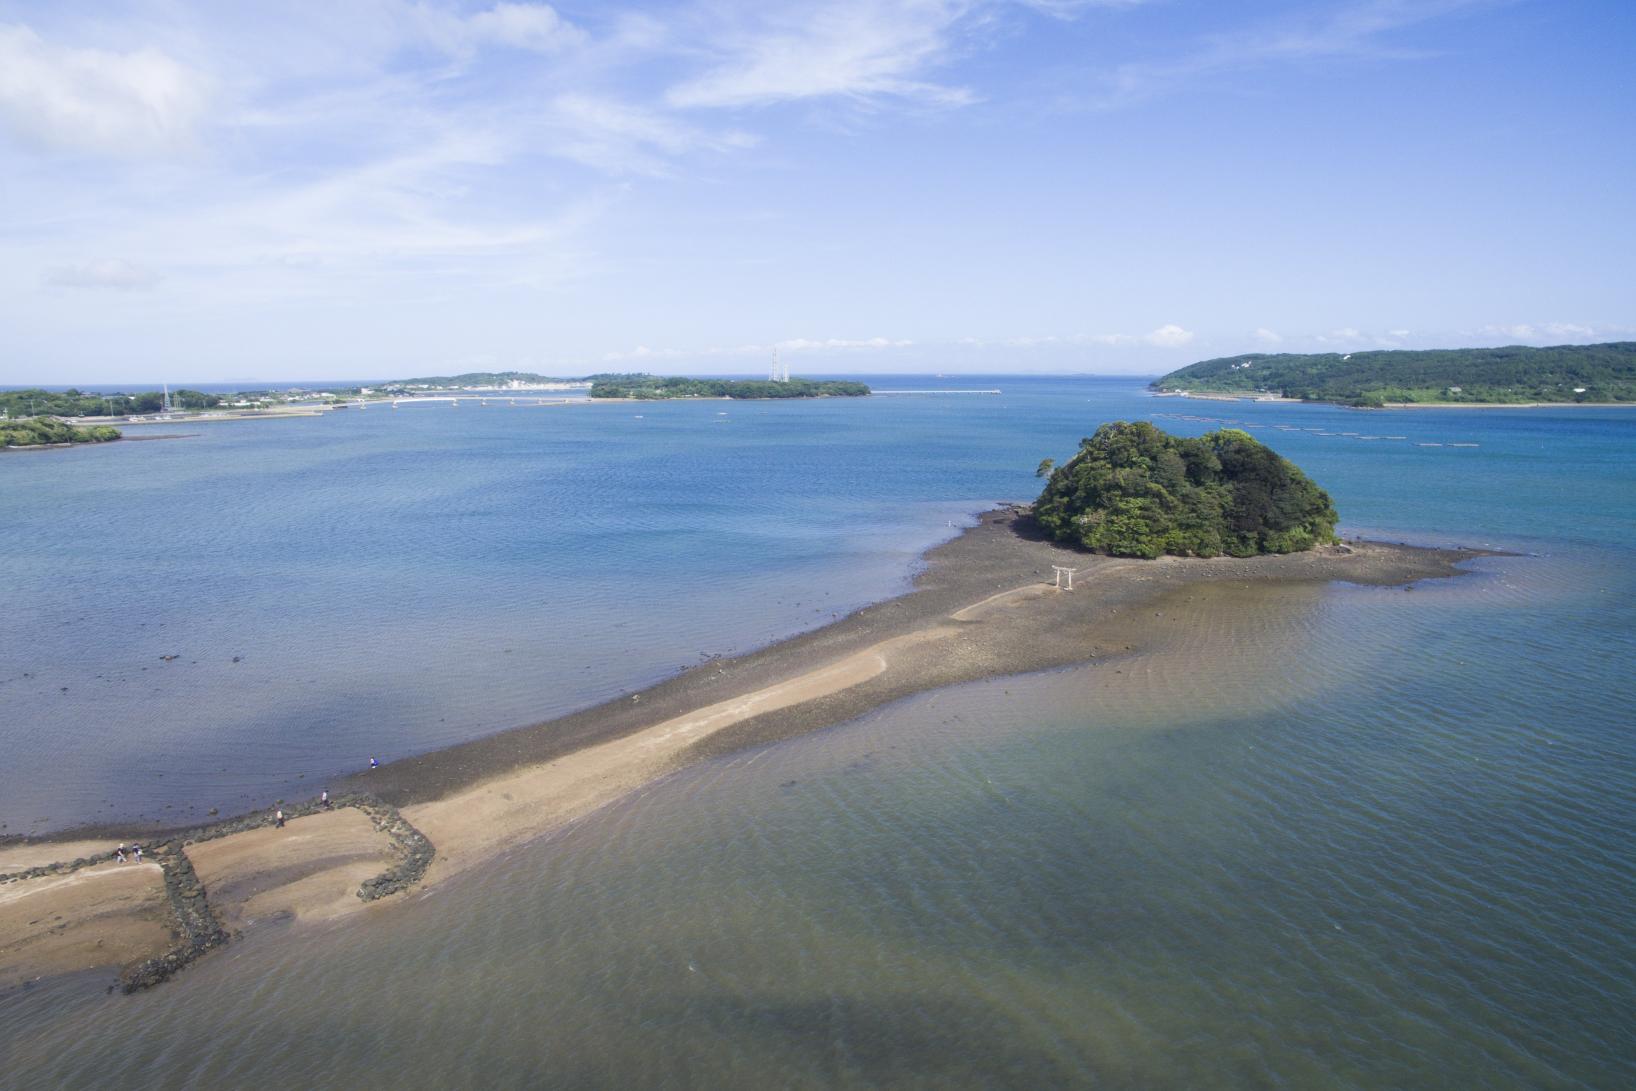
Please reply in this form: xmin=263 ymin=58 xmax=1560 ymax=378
xmin=2 ymin=377 xmax=1634 ymax=1087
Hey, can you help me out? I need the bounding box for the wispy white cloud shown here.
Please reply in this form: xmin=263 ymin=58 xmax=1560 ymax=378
xmin=1229 ymin=323 xmax=1621 ymax=353
xmin=44 ymin=259 xmax=163 ymax=290
xmin=780 ymin=336 xmax=914 ymax=351
xmin=1014 ymin=0 xmax=1154 ymax=15
xmin=665 ymin=1 xmax=983 ymax=109
xmin=1087 ymin=0 xmax=1499 ymax=109
xmin=937 ymin=325 xmax=1195 ymax=350
xmin=1476 ymin=321 xmax=1604 ymax=343
xmin=0 ymin=23 xmax=212 ymax=157
xmin=461 ymin=2 xmax=585 ymax=54
xmin=602 ymin=335 xmax=915 ymax=363
xmin=3 ymin=0 xmax=1620 ymax=384
xmin=547 ymin=94 xmax=758 ymax=174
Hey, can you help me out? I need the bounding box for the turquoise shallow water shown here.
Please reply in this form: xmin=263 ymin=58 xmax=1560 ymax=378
xmin=2 ymin=379 xmax=1634 ymax=1087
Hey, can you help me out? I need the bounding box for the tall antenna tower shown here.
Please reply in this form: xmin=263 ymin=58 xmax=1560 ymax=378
xmin=770 ymin=347 xmax=790 ymax=383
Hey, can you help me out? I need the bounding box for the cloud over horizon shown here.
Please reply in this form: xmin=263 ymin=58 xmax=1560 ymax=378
xmin=44 ymin=259 xmax=164 ymax=290
xmin=0 ymin=23 xmax=211 ymax=157
xmin=0 ymin=0 xmax=1630 ymax=382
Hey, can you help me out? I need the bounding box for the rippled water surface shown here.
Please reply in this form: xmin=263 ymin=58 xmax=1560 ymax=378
xmin=2 ymin=379 xmax=1633 ymax=1088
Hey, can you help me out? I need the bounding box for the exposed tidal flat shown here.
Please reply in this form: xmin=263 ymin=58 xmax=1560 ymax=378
xmin=2 ymin=378 xmax=1635 ymax=1086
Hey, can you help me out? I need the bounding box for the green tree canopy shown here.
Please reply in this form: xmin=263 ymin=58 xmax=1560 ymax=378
xmin=1033 ymin=421 xmax=1338 ymax=558
xmin=589 ymin=376 xmax=870 ymax=399
xmin=1151 ymin=342 xmax=1636 ymax=405
xmin=1 ymin=417 xmax=121 ymax=447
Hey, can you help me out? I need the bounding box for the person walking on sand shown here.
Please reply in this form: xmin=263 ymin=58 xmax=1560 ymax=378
xmin=115 ymin=844 xmax=127 ymax=864
xmin=320 ymin=789 xmax=330 ymax=809
xmin=275 ymin=808 xmax=285 ymax=828
xmin=369 ymin=756 xmax=379 ymax=770
xmin=132 ymin=845 xmax=142 ymax=863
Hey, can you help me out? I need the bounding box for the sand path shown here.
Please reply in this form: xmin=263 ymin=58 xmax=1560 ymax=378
xmin=406 ymin=625 xmax=960 ymax=881
xmin=0 ymin=840 xmax=124 ymax=873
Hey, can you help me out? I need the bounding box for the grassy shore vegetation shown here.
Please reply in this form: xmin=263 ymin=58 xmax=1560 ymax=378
xmin=1 ymin=417 xmax=122 ymax=447
xmin=590 ymin=375 xmax=871 ymax=399
xmin=1034 ymin=422 xmax=1337 ymax=558
xmin=1152 ymin=342 xmax=1636 ymax=406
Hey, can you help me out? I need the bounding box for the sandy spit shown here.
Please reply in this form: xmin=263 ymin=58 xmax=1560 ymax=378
xmin=1 ymin=509 xmax=1486 ymax=988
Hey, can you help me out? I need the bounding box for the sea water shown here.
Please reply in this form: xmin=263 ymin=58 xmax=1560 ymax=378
xmin=2 ymin=378 xmax=1633 ymax=1087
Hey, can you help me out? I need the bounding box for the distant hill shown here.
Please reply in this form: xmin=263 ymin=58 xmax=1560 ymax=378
xmin=387 ymin=371 xmax=577 ymax=387
xmin=1151 ymin=342 xmax=1636 ymax=406
xmin=590 ymin=375 xmax=871 ymax=399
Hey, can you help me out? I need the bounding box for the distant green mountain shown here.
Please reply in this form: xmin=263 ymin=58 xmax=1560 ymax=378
xmin=386 ymin=371 xmax=576 ymax=387
xmin=590 ymin=375 xmax=871 ymax=399
xmin=1152 ymin=342 xmax=1636 ymax=406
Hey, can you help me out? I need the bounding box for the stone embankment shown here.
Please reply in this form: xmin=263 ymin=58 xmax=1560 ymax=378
xmin=0 ymin=794 xmax=436 ymax=992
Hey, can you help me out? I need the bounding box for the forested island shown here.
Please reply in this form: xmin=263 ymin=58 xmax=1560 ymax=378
xmin=1033 ymin=422 xmax=1337 ymax=558
xmin=1152 ymin=342 xmax=1636 ymax=406
xmin=1 ymin=416 xmax=121 ymax=448
xmin=387 ymin=370 xmax=576 ymax=388
xmin=590 ymin=375 xmax=871 ymax=399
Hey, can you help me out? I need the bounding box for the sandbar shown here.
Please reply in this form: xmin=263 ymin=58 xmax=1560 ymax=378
xmin=1 ymin=507 xmax=1486 ymax=989
xmin=0 ymin=862 xmax=172 ymax=989
xmin=185 ymin=809 xmax=399 ymax=927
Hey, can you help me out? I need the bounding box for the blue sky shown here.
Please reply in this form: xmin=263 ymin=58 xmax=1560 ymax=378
xmin=2 ymin=0 xmax=1632 ymax=382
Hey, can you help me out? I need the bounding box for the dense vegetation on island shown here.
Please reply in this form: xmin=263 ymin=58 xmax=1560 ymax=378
xmin=1033 ymin=422 xmax=1337 ymax=558
xmin=590 ymin=375 xmax=871 ymax=399
xmin=0 ymin=387 xmax=222 ymax=417
xmin=384 ymin=370 xmax=575 ymax=388
xmin=1152 ymin=342 xmax=1636 ymax=406
xmin=1 ymin=416 xmax=122 ymax=447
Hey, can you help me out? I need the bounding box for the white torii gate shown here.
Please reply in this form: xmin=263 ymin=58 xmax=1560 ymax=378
xmin=1052 ymin=565 xmax=1077 ymax=591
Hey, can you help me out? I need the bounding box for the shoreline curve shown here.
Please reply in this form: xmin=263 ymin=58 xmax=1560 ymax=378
xmin=0 ymin=506 xmax=1492 ymax=990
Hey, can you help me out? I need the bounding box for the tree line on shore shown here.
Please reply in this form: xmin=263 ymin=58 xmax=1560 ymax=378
xmin=0 ymin=387 xmax=222 ymax=417
xmin=1152 ymin=342 xmax=1636 ymax=406
xmin=1 ymin=417 xmax=122 ymax=447
xmin=590 ymin=375 xmax=871 ymax=399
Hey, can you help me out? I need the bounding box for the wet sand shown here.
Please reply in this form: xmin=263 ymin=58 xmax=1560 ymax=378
xmin=0 ymin=862 xmax=172 ymax=989
xmin=0 ymin=509 xmax=1484 ymax=988
xmin=394 ymin=513 xmax=1478 ymax=882
xmin=185 ymin=809 xmax=399 ymax=928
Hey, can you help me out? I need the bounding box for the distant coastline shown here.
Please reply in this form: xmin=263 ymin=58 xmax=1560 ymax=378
xmin=1152 ymin=342 xmax=1636 ymax=407
xmin=0 ymin=507 xmax=1486 ymax=992
xmin=1156 ymin=390 xmax=1636 ymax=410
xmin=589 ymin=375 xmax=871 ymax=399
